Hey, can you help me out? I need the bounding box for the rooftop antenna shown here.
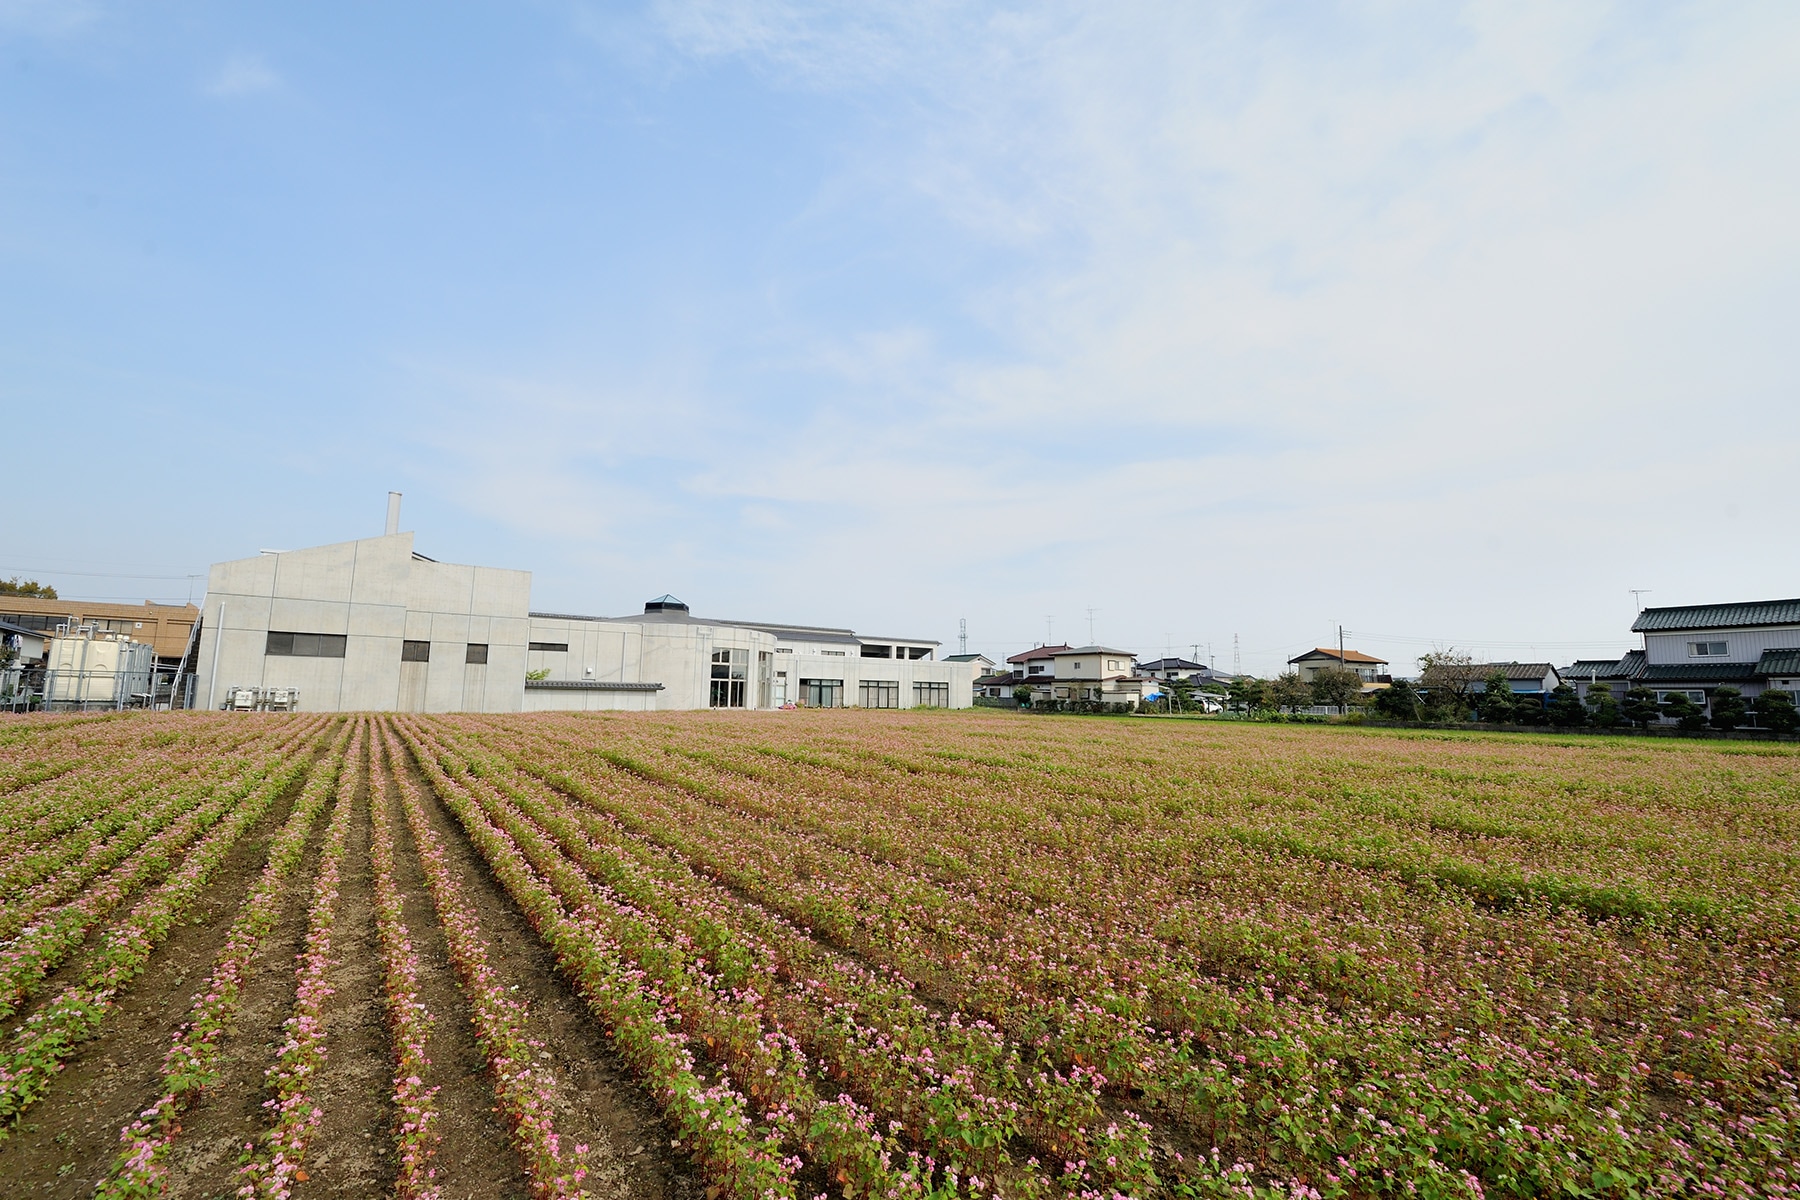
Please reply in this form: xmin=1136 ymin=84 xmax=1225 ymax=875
xmin=958 ymin=618 xmax=967 ymax=656
xmin=1629 ymin=588 xmax=1651 ymax=613
xmin=385 ymin=491 xmax=403 ymax=536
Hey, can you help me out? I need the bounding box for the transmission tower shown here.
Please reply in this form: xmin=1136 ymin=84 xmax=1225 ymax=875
xmin=958 ymin=618 xmax=967 ymax=656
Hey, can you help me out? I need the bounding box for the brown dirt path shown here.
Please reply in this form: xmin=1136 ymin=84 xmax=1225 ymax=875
xmin=381 ymin=746 xmax=533 ymax=1200
xmin=0 ymin=765 xmax=311 ymax=1199
xmin=396 ymin=730 xmax=699 ymax=1200
xmin=298 ymin=741 xmax=395 ymax=1196
xmin=154 ymin=785 xmax=333 ymax=1196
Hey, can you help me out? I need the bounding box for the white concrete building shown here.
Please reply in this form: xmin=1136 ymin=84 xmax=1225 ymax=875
xmin=521 ymin=596 xmax=966 ymax=712
xmin=195 ymin=516 xmax=971 ymax=713
xmin=197 ymin=531 xmax=532 ymax=714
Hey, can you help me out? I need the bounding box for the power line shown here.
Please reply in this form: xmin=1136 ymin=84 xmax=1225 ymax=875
xmin=1 ymin=565 xmax=203 ymax=581
xmin=1347 ymin=629 xmax=1634 ymax=649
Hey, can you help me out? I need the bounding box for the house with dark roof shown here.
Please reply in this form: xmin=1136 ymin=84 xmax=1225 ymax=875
xmin=1463 ymin=662 xmax=1563 ymax=695
xmin=1137 ymin=657 xmax=1239 ymax=687
xmin=1287 ymin=647 xmax=1388 ymax=684
xmin=1562 ymin=597 xmax=1800 ymax=720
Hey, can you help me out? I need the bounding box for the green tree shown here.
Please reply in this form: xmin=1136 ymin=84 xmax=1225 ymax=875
xmin=1622 ymin=686 xmax=1659 ymax=729
xmin=1547 ymin=683 xmax=1587 ymax=728
xmin=1310 ymin=665 xmax=1363 ymax=714
xmin=1012 ymin=684 xmax=1034 ymax=708
xmin=1585 ymin=686 xmax=1621 ymax=728
xmin=0 ymin=577 xmax=57 ymax=599
xmin=1754 ymin=689 xmax=1799 ymax=735
xmin=1418 ymin=649 xmax=1477 ymax=721
xmin=1661 ymin=691 xmax=1708 ymax=733
xmin=1229 ymin=677 xmax=1271 ymax=716
xmin=1708 ymin=686 xmax=1747 ymax=732
xmin=1478 ymin=670 xmax=1515 ymax=722
xmin=1270 ymin=672 xmax=1314 ymax=713
xmin=1370 ymin=680 xmax=1420 ymax=720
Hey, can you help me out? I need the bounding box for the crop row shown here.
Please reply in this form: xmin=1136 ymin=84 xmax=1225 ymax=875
xmin=97 ymin=720 xmax=354 ymax=1197
xmin=0 ymin=720 xmax=332 ymax=1134
xmin=432 ymin=713 xmax=1797 ymax=1199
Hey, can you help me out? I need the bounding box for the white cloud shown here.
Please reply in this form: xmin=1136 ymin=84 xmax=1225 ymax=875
xmin=204 ymin=52 xmax=281 ymax=98
xmin=0 ymin=0 xmax=99 ymax=38
xmin=479 ymin=1 xmax=1800 ymax=668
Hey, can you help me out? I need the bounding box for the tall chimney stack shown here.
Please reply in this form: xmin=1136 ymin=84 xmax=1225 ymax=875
xmin=385 ymin=491 xmax=403 ymax=536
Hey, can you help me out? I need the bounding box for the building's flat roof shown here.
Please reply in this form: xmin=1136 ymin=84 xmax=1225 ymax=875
xmin=527 ymin=610 xmax=930 ymax=648
xmin=1058 ymin=645 xmax=1135 ymax=657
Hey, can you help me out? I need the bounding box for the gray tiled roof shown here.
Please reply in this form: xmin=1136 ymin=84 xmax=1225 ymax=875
xmin=1756 ymin=648 xmax=1800 ymax=676
xmin=1564 ymin=658 xmax=1624 ymax=679
xmin=1639 ymin=662 xmax=1760 ymax=683
xmin=1466 ymin=662 xmax=1558 ymax=681
xmin=1631 ymin=598 xmax=1800 ymax=633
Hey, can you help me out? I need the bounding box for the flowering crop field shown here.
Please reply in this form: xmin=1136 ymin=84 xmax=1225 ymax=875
xmin=0 ymin=712 xmax=1794 ymax=1200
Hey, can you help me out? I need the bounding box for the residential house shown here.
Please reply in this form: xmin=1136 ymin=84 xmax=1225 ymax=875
xmin=1466 ymin=662 xmax=1564 ymax=696
xmin=1287 ymin=648 xmax=1389 ymax=684
xmin=1565 ymin=597 xmax=1800 ymax=720
xmin=1045 ymin=646 xmax=1159 ymax=706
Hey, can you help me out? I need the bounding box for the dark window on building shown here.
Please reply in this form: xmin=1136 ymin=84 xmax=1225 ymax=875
xmin=401 ymin=640 xmax=431 ymax=662
xmin=907 ymin=646 xmax=932 ymax=660
xmin=860 ymin=644 xmax=892 ymax=658
xmin=529 ymin=641 xmax=569 ymax=652
xmin=465 ymin=643 xmax=489 ymax=664
xmin=914 ymin=681 xmax=950 ymax=708
xmin=801 ymin=678 xmax=843 ymax=708
xmin=859 ymin=679 xmax=899 ymax=708
xmin=710 ymin=647 xmax=748 ymax=708
xmin=266 ymin=631 xmax=348 ymax=658
xmin=0 ymin=612 xmax=69 ymax=632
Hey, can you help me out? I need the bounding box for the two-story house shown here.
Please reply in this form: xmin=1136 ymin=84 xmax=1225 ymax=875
xmin=1287 ymin=647 xmax=1388 ymax=683
xmin=1566 ymin=597 xmax=1800 ymax=718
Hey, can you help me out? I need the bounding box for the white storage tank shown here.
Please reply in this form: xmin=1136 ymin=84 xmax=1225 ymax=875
xmin=46 ymin=626 xmax=155 ymax=707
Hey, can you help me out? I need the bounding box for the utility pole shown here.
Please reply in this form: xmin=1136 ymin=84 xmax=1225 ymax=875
xmin=1339 ymin=624 xmax=1346 ymax=667
xmin=1086 ymin=607 xmax=1097 ymax=644
xmin=1044 ymin=615 xmax=1053 ymax=646
xmin=1233 ymin=634 xmax=1240 ymax=675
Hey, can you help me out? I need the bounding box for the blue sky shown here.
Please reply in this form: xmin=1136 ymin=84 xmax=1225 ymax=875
xmin=4 ymin=1 xmax=1797 ymax=675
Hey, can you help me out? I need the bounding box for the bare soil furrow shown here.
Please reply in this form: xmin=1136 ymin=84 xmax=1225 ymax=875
xmin=154 ymin=796 xmax=329 ymax=1195
xmin=298 ymin=742 xmax=395 ymax=1196
xmin=381 ymin=749 xmax=532 ymax=1200
xmin=0 ymin=771 xmax=305 ymax=1199
xmin=397 ymin=734 xmax=699 ymax=1200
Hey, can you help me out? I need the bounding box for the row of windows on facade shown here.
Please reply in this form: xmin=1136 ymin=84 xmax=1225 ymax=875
xmin=707 ymin=672 xmax=949 ymax=709
xmin=266 ymin=632 xmax=487 ymax=664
